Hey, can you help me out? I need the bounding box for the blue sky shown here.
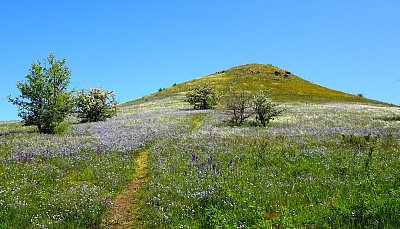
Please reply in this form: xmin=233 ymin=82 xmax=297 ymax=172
xmin=1 ymin=0 xmax=399 ymax=120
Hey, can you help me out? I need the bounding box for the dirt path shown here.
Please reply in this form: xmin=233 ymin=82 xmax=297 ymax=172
xmin=105 ymin=148 xmax=149 ymax=228
xmin=104 ymin=113 xmax=206 ymax=228
xmin=190 ymin=113 xmax=207 ymax=132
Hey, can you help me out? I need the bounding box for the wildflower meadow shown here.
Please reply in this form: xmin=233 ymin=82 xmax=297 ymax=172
xmin=1 ymin=93 xmax=400 ymax=228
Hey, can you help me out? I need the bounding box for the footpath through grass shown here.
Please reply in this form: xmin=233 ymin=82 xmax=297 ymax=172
xmin=190 ymin=113 xmax=208 ymax=132
xmin=0 ymin=95 xmax=192 ymax=228
xmin=105 ymin=148 xmax=149 ymax=228
xmin=132 ymin=104 xmax=400 ymax=228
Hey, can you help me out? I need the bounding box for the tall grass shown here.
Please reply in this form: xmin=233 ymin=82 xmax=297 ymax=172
xmin=0 ymin=97 xmax=191 ymax=228
xmin=138 ymin=130 xmax=400 ymax=228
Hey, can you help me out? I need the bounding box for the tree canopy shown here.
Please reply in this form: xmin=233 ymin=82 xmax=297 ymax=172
xmin=185 ymin=84 xmax=216 ymax=110
xmin=8 ymin=53 xmax=72 ymax=133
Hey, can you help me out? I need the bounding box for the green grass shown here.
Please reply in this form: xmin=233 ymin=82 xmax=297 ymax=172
xmin=0 ymin=121 xmax=37 ymax=136
xmin=377 ymin=116 xmax=400 ymax=122
xmin=138 ymin=128 xmax=400 ymax=228
xmin=148 ymin=63 xmax=389 ymax=105
xmin=0 ymin=109 xmax=167 ymax=228
xmin=0 ymin=144 xmax=137 ymax=228
xmin=128 ymin=98 xmax=400 ymax=228
xmin=190 ymin=113 xmax=207 ymax=132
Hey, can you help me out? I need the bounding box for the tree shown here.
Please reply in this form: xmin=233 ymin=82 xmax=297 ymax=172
xmin=185 ymin=84 xmax=216 ymax=110
xmin=222 ymin=90 xmax=254 ymax=126
xmin=253 ymin=93 xmax=283 ymax=127
xmin=8 ymin=53 xmax=72 ymax=134
xmin=223 ymin=91 xmax=284 ymax=127
xmin=74 ymin=88 xmax=117 ymax=122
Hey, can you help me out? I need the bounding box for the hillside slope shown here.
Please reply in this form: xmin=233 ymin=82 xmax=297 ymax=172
xmin=2 ymin=64 xmax=400 ymax=228
xmin=148 ymin=63 xmax=382 ymax=104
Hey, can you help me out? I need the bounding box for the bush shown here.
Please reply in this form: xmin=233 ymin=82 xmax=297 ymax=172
xmin=8 ymin=53 xmax=72 ymax=134
xmin=185 ymin=84 xmax=216 ymax=110
xmin=222 ymin=91 xmax=254 ymax=126
xmin=223 ymin=91 xmax=283 ymax=127
xmin=74 ymin=88 xmax=117 ymax=122
xmin=54 ymin=121 xmax=72 ymax=135
xmin=253 ymin=93 xmax=284 ymax=127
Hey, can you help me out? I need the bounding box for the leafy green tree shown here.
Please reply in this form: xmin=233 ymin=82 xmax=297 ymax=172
xmin=8 ymin=53 xmax=72 ymax=134
xmin=186 ymin=84 xmax=216 ymax=110
xmin=74 ymin=88 xmax=117 ymax=122
xmin=253 ymin=93 xmax=283 ymax=127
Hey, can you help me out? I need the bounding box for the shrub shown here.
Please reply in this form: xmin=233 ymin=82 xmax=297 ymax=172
xmin=185 ymin=84 xmax=216 ymax=110
xmin=8 ymin=53 xmax=72 ymax=134
xmin=74 ymin=88 xmax=117 ymax=122
xmin=253 ymin=93 xmax=284 ymax=127
xmin=54 ymin=121 xmax=71 ymax=135
xmin=222 ymin=91 xmax=254 ymax=126
xmin=223 ymin=91 xmax=283 ymax=127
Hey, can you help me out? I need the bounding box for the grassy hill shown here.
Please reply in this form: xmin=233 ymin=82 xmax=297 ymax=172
xmin=153 ymin=63 xmax=377 ymax=104
xmin=1 ymin=63 xmax=399 ymax=228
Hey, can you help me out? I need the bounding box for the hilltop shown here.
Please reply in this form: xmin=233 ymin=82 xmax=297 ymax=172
xmin=134 ymin=63 xmax=386 ymax=105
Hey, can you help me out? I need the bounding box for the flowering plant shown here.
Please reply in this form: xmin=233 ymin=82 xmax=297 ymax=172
xmin=74 ymin=88 xmax=117 ymax=122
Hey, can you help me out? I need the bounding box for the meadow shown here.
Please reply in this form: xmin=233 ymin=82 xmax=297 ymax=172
xmin=1 ymin=93 xmax=400 ymax=228
xmin=134 ymin=95 xmax=400 ymax=228
xmin=0 ymin=96 xmax=189 ymax=228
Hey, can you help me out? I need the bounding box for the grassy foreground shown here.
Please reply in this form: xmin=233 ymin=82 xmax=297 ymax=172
xmin=140 ymin=131 xmax=400 ymax=228
xmin=132 ymin=98 xmax=400 ymax=228
xmin=0 ymin=97 xmax=190 ymax=228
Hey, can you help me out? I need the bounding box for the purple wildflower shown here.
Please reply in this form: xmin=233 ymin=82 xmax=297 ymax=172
xmin=191 ymin=153 xmax=198 ymax=162
xmin=208 ymin=154 xmax=213 ymax=165
xmin=103 ymin=198 xmax=113 ymax=206
xmin=198 ymin=163 xmax=205 ymax=173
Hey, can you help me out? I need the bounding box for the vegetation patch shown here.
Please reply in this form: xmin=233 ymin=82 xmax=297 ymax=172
xmin=155 ymin=64 xmax=381 ymax=104
xmin=138 ymin=134 xmax=400 ymax=228
xmin=105 ymin=148 xmax=149 ymax=228
xmin=376 ymin=116 xmax=400 ymax=122
xmin=190 ymin=113 xmax=208 ymax=132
